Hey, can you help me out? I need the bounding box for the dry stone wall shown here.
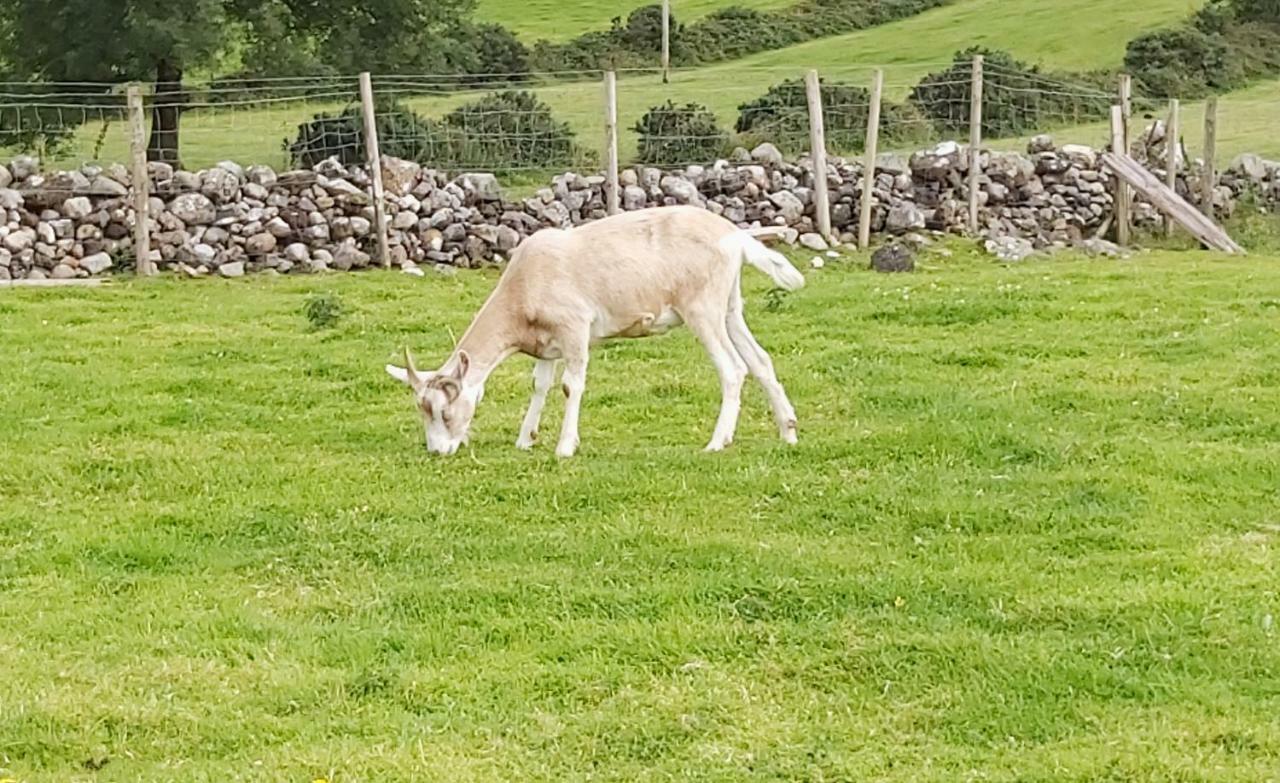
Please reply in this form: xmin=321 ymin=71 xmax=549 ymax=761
xmin=1 ymin=137 xmax=1277 ymax=281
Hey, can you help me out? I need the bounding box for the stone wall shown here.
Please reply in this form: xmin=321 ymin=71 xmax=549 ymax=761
xmin=2 ymin=137 xmax=1277 ymax=281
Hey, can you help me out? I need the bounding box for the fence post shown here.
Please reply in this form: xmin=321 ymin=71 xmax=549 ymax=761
xmin=967 ymin=54 xmax=984 ymax=235
xmin=1111 ymin=105 xmax=1131 ymax=246
xmin=358 ymin=72 xmax=392 ymax=269
xmin=804 ymin=69 xmax=832 ymax=241
xmin=1201 ymin=96 xmax=1218 ymax=217
xmin=859 ymin=68 xmax=884 ymax=250
xmin=127 ymin=84 xmax=153 ymax=277
xmin=1116 ymin=74 xmax=1133 ymax=242
xmin=1165 ymin=98 xmax=1180 ymax=238
xmin=604 ymin=71 xmax=620 ymax=215
xmin=661 ymin=0 xmax=671 ymax=84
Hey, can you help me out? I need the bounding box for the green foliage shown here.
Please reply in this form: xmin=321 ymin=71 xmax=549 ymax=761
xmin=736 ymin=77 xmax=902 ymax=154
xmin=303 ymin=292 xmax=345 ymax=331
xmin=288 ymin=91 xmax=581 ymax=172
xmin=910 ymin=48 xmax=1111 ymax=139
xmin=633 ymin=100 xmax=728 ymax=165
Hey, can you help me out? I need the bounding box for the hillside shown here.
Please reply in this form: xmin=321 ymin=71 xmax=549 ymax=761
xmin=474 ymin=0 xmax=794 ymax=42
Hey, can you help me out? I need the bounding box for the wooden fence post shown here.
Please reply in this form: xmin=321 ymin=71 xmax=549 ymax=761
xmin=358 ymin=72 xmax=392 ymax=269
xmin=604 ymin=71 xmax=620 ymax=215
xmin=1116 ymin=74 xmax=1133 ymax=242
xmin=1111 ymin=105 xmax=1131 ymax=246
xmin=1202 ymin=96 xmax=1218 ymax=217
xmin=127 ymin=84 xmax=153 ymax=276
xmin=1165 ymin=98 xmax=1180 ymax=237
xmin=967 ymin=54 xmax=984 ymax=235
xmin=858 ymin=68 xmax=884 ymax=250
xmin=804 ymin=69 xmax=832 ymax=241
xmin=661 ymin=0 xmax=671 ymax=84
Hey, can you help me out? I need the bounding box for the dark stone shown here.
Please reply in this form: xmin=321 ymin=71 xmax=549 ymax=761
xmin=870 ymin=242 xmax=916 ymax=273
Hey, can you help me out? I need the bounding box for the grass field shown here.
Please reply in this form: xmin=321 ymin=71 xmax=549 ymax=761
xmin=2 ymin=245 xmax=1279 ymax=781
xmin=39 ymin=0 xmax=1230 ymax=173
xmin=474 ymin=0 xmax=795 ymax=41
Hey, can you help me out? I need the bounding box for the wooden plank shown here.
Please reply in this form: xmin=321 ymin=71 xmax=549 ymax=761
xmin=603 ymin=71 xmax=620 ymax=215
xmin=1102 ymin=151 xmax=1244 ymax=254
xmin=1202 ymin=95 xmax=1218 ymax=217
xmin=1 ymin=278 xmax=108 ymax=289
xmin=1165 ymin=98 xmax=1180 ymax=238
xmin=1111 ymin=106 xmax=1131 ymax=246
xmin=859 ymin=68 xmax=884 ymax=250
xmin=127 ymin=84 xmax=154 ymax=276
xmin=967 ymin=54 xmax=984 ymax=234
xmin=359 ymin=72 xmax=392 ymax=268
xmin=804 ymin=69 xmax=832 ymax=241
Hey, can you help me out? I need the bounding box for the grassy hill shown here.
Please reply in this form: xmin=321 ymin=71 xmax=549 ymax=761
xmin=46 ymin=0 xmax=1279 ymax=172
xmin=474 ymin=0 xmax=795 ymax=42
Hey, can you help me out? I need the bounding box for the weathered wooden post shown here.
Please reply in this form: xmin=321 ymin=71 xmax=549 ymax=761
xmin=967 ymin=54 xmax=984 ymax=235
xmin=804 ymin=69 xmax=832 ymax=241
xmin=1202 ymin=96 xmax=1218 ymax=217
xmin=858 ymin=69 xmax=884 ymax=250
xmin=1165 ymin=98 xmax=1180 ymax=237
xmin=359 ymin=73 xmax=392 ymax=268
xmin=604 ymin=71 xmax=620 ymax=215
xmin=127 ymin=84 xmax=153 ymax=276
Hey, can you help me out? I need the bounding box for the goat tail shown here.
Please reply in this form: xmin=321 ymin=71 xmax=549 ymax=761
xmin=728 ymin=232 xmax=806 ymax=291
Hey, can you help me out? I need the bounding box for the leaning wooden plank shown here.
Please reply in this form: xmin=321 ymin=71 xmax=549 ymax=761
xmin=0 ymin=278 xmax=109 ymax=289
xmin=745 ymin=226 xmax=793 ymax=244
xmin=1102 ymin=152 xmax=1245 ymax=254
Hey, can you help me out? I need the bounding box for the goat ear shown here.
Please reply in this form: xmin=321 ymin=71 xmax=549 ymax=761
xmin=386 ymin=364 xmax=414 ymax=386
xmin=453 ymin=350 xmax=471 ymax=381
xmin=438 ymin=377 xmax=462 ymax=402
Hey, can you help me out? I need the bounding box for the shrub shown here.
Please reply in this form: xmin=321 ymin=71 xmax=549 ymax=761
xmin=452 ymin=23 xmax=531 ymax=84
xmin=634 ymin=101 xmax=728 ymax=165
xmin=303 ymin=293 xmax=344 ymax=331
xmin=736 ymin=78 xmax=874 ymax=153
xmin=1125 ymin=28 xmax=1238 ymax=98
xmin=286 ymin=99 xmax=438 ymax=169
xmin=910 ymin=48 xmax=1111 ymax=138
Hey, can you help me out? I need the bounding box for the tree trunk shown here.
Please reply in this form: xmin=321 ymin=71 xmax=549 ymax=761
xmin=147 ymin=59 xmax=183 ymax=166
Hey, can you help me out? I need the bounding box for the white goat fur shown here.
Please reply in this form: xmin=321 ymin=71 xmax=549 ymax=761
xmin=386 ymin=205 xmax=806 ymax=457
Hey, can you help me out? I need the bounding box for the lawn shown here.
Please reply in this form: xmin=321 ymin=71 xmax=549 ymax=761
xmin=1 ymin=246 xmax=1278 ymax=781
xmin=474 ymin=0 xmax=795 ymax=42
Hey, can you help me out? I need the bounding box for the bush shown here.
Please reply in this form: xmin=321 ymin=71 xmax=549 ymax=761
xmin=910 ymin=48 xmax=1111 ymax=138
xmin=736 ymin=78 xmax=875 ymax=153
xmin=287 ymin=91 xmax=582 ymax=172
xmin=451 ymin=23 xmax=531 ymax=84
xmin=1125 ymin=28 xmax=1238 ymax=98
xmin=303 ymin=293 xmax=344 ymax=331
xmin=634 ymin=101 xmax=728 ymax=165
xmin=287 ymin=99 xmax=438 ymax=169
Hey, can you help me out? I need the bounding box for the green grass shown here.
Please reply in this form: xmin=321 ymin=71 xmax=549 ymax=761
xmin=2 ymin=246 xmax=1280 ymax=781
xmin=474 ymin=0 xmax=795 ymax=41
xmin=39 ymin=0 xmax=1215 ymax=173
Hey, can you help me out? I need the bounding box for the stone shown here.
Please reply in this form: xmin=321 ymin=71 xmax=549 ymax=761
xmin=458 ymin=173 xmax=502 ymax=201
xmin=50 ymin=263 xmax=77 ymax=280
xmin=1028 ymin=135 xmax=1055 ymax=154
xmin=284 ymin=243 xmax=310 ymax=263
xmin=1231 ymin=153 xmax=1272 ymax=181
xmin=350 ymin=216 xmax=372 ymax=237
xmin=381 ymin=157 xmax=422 ymax=196
xmin=331 ymin=242 xmax=371 ymax=271
xmin=266 ymin=217 xmax=292 ymax=239
xmin=0 ymin=188 xmax=24 ymax=210
xmin=170 ymin=193 xmax=217 ymax=225
xmin=218 ymin=261 xmax=246 ymax=278
xmin=10 ymin=155 xmax=39 ymax=181
xmin=885 ymin=203 xmax=926 ymax=233
xmin=870 ymin=243 xmax=916 ymax=273
xmin=87 ymin=176 xmax=129 ymax=197
xmin=80 ymin=252 xmax=113 ymax=275
xmin=62 ymin=197 xmax=94 ymax=220
xmin=767 ymin=191 xmax=805 ymax=222
xmin=3 ymin=228 xmax=35 ymax=253
xmin=392 ymin=210 xmax=418 ymax=230
xmin=245 ymin=165 xmax=277 ymax=187
xmin=984 ymin=236 xmax=1037 ymax=263
xmin=799 ymin=233 xmax=829 ymax=252
xmin=1078 ymin=238 xmax=1125 ymax=258
xmin=201 ymin=166 xmax=241 ymax=203
xmin=246 ymin=233 xmax=277 ymax=255
xmin=495 ymin=225 xmax=521 ymax=252
xmin=622 ymin=185 xmax=648 ymax=211
xmin=751 ymin=143 xmax=784 ymax=167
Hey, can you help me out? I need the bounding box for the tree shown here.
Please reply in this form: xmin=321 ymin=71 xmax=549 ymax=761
xmin=0 ymin=0 xmax=474 ymax=166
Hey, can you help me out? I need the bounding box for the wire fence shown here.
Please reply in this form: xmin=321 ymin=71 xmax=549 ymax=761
xmin=0 ymin=59 xmax=1272 ymax=183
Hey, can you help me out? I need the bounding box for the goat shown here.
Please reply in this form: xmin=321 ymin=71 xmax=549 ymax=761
xmin=386 ymin=205 xmax=806 ymax=457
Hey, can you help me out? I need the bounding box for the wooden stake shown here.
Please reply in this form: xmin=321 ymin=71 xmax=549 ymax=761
xmin=359 ymin=73 xmax=392 ymax=269
xmin=1111 ymin=105 xmax=1131 ymax=246
xmin=967 ymin=54 xmax=984 ymax=235
xmin=804 ymin=69 xmax=832 ymax=241
xmin=1165 ymin=98 xmax=1180 ymax=238
xmin=859 ymin=68 xmax=884 ymax=250
xmin=1202 ymin=96 xmax=1218 ymax=218
xmin=1116 ymin=74 xmax=1133 ymax=242
xmin=661 ymin=0 xmax=671 ymax=84
xmin=603 ymin=71 xmax=620 ymax=215
xmin=127 ymin=84 xmax=153 ymax=276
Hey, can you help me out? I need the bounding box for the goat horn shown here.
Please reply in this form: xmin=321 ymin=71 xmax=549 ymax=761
xmin=404 ymin=347 xmax=421 ymax=383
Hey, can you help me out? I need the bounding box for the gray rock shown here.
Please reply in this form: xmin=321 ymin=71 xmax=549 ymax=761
xmin=266 ymin=217 xmax=292 ymax=239
xmin=80 ymin=252 xmax=113 ymax=275
xmin=1028 ymin=135 xmax=1055 ymax=154
xmin=201 ymin=167 xmax=240 ymax=203
xmin=751 ymin=143 xmax=784 ymax=167
xmin=1231 ymin=153 xmax=1272 ymax=181
xmin=871 ymin=242 xmax=915 ymax=273
xmin=622 ymin=185 xmax=648 ymax=211
xmin=984 ymin=236 xmax=1037 ymax=263
xmin=0 ymin=188 xmax=23 ymax=209
xmin=218 ymin=261 xmax=246 ymax=278
xmin=62 ymin=197 xmax=94 ymax=220
xmin=170 ymin=193 xmax=217 ymax=225
xmin=3 ymin=228 xmax=36 ymax=253
xmin=10 ymin=155 xmax=39 ymax=181
xmin=245 ymin=165 xmax=277 ymax=187
xmin=1077 ymin=238 xmax=1126 ymax=258
xmin=246 ymin=233 xmax=277 ymax=255
xmin=885 ymin=203 xmax=926 ymax=233
xmin=350 ymin=216 xmax=372 ymax=237
xmin=496 ymin=225 xmax=521 ymax=251
xmin=392 ymin=210 xmax=418 ymax=230
xmin=87 ymin=176 xmax=129 ymax=197
xmin=331 ymin=242 xmax=370 ymax=271
xmin=50 ymin=263 xmax=77 ymax=280
xmin=458 ymin=173 xmax=502 ymax=201
xmin=767 ymin=191 xmax=805 ymax=222
xmin=381 ymin=156 xmax=422 ymax=196
xmin=660 ymin=175 xmax=701 ymax=204
xmin=284 ymin=243 xmax=310 ymax=263
xmin=799 ymin=233 xmax=829 ymax=252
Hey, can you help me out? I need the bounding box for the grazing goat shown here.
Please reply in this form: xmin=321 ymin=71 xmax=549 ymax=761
xmin=386 ymin=205 xmax=805 ymax=457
